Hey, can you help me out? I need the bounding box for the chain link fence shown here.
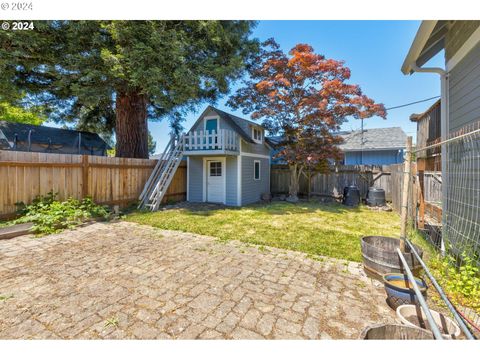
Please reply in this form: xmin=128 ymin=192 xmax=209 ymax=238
xmin=414 ymin=125 xmax=480 ymax=263
xmin=411 ymin=122 xmax=480 ymax=332
xmin=443 ymin=129 xmax=480 ymax=263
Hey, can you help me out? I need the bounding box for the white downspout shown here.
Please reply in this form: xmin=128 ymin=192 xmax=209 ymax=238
xmin=411 ymin=64 xmax=449 ymax=254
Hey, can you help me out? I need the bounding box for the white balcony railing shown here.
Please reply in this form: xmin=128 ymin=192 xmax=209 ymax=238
xmin=183 ymin=129 xmax=239 ymax=152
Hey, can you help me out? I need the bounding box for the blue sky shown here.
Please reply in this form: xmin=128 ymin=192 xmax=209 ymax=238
xmin=149 ymin=20 xmax=443 ymax=154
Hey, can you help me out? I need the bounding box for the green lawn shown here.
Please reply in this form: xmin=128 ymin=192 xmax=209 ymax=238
xmin=127 ymin=201 xmax=412 ymax=262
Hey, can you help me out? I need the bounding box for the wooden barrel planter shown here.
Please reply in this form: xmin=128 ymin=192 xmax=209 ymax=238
xmin=361 ymin=236 xmax=424 ymax=281
xmin=359 ymin=324 xmax=434 ymax=340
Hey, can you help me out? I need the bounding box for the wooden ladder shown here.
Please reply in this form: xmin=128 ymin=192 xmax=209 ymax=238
xmin=138 ymin=135 xmax=184 ymax=211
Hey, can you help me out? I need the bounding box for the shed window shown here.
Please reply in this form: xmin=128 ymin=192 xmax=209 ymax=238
xmin=254 ymin=160 xmax=261 ymax=180
xmin=209 ymin=161 xmax=222 ymax=176
xmin=252 ymin=127 xmax=263 ymax=143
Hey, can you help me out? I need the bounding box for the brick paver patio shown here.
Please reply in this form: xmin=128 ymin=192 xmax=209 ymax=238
xmin=0 ymin=221 xmax=395 ymax=339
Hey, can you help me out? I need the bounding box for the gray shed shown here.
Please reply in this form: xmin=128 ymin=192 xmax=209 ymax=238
xmin=185 ymin=106 xmax=271 ymax=206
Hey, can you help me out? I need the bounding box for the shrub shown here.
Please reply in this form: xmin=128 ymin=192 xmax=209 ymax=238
xmin=14 ymin=192 xmax=109 ymax=235
xmin=429 ymin=252 xmax=480 ymax=312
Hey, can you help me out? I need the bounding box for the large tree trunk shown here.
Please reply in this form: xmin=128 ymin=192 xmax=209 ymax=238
xmin=115 ymin=91 xmax=149 ymax=158
xmin=287 ymin=163 xmax=300 ymax=203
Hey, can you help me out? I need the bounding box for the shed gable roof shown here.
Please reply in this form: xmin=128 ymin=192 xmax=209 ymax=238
xmin=189 ymin=106 xmax=265 ymax=143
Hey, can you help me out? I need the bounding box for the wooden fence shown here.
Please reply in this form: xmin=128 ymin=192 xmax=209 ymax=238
xmin=270 ymin=164 xmax=394 ymax=201
xmin=424 ymin=171 xmax=442 ymax=204
xmin=0 ymin=150 xmax=186 ymax=218
xmin=270 ymin=163 xmax=424 ymax=226
xmin=389 ymin=163 xmax=417 ymax=220
xmin=389 ymin=163 xmax=403 ymax=213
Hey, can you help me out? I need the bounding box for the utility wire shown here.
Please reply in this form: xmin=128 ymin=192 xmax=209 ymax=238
xmin=385 ymin=95 xmax=440 ymax=111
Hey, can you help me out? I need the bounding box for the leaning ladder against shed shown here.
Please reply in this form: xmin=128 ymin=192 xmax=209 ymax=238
xmin=139 ymin=135 xmax=185 ymax=211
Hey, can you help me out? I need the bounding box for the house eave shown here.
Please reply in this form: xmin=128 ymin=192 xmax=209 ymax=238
xmin=402 ymin=20 xmax=443 ymax=75
xmin=342 ymin=147 xmax=405 ymax=152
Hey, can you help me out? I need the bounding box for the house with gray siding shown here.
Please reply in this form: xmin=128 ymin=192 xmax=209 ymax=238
xmin=339 ymin=127 xmax=406 ymax=165
xmin=185 ymin=106 xmax=271 ymax=206
xmin=402 ymin=20 xmax=480 ymax=255
xmin=402 ymin=20 xmax=480 ymax=138
xmin=268 ymin=127 xmax=406 ymax=166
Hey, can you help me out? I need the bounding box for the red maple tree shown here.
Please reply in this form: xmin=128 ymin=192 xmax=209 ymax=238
xmin=228 ymin=39 xmax=387 ymax=201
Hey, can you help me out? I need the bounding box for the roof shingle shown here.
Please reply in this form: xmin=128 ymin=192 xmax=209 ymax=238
xmin=339 ymin=127 xmax=407 ymax=151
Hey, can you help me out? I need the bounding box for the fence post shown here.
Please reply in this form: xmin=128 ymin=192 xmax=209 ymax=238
xmin=417 ymin=158 xmax=425 ymax=229
xmin=82 ymin=155 xmax=89 ymax=198
xmin=400 ymin=136 xmax=413 ymax=251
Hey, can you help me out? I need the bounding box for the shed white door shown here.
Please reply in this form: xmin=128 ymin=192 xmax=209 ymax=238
xmin=206 ymin=160 xmax=225 ymax=203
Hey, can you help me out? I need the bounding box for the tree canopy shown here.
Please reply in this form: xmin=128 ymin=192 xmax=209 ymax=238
xmin=0 ymin=101 xmax=45 ymax=125
xmin=228 ymin=39 xmax=386 ymax=200
xmin=147 ymin=132 xmax=157 ymax=156
xmin=0 ymin=21 xmax=259 ymax=157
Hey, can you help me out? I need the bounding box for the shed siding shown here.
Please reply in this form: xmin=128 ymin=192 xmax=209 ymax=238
xmin=449 ymin=41 xmax=480 ymax=133
xmin=241 ymin=155 xmax=270 ymax=205
xmin=188 ymin=156 xmax=204 ymax=202
xmin=188 ymin=155 xmax=239 ymax=205
xmin=225 ymin=156 xmax=238 ymax=206
xmin=344 ymin=150 xmax=403 ymax=166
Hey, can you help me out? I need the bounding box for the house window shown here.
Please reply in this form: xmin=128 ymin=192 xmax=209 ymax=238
xmin=252 ymin=127 xmax=263 ymax=143
xmin=209 ymin=161 xmax=222 ymax=176
xmin=254 ymin=160 xmax=261 ymax=180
